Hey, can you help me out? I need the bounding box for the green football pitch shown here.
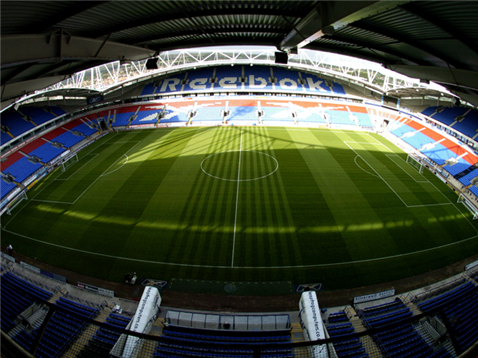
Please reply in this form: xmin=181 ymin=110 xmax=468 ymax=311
xmin=3 ymin=126 xmax=478 ymax=290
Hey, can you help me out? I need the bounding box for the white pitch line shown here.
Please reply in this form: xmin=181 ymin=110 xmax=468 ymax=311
xmin=345 ymin=141 xmax=450 ymax=208
xmin=71 ymin=141 xmax=141 ymax=204
xmin=385 ymin=154 xmax=429 ymax=183
xmin=56 ymin=154 xmax=99 ymax=180
xmin=231 ymin=129 xmax=243 ymax=268
xmin=3 ymin=227 xmax=478 ymax=270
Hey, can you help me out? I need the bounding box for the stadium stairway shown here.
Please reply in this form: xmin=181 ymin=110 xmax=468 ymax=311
xmin=62 ymin=324 xmax=97 ymax=358
xmin=290 ymin=322 xmax=305 ymax=342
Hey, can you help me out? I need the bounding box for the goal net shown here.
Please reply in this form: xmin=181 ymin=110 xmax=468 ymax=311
xmin=5 ymin=190 xmax=28 ymax=215
xmin=61 ymin=153 xmax=79 ymax=172
xmin=458 ymin=194 xmax=478 ymax=220
xmin=406 ymin=154 xmax=424 ymax=174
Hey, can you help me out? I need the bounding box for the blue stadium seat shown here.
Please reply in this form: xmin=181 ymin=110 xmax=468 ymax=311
xmin=53 ymin=131 xmax=85 ymax=147
xmin=2 ymin=156 xmax=43 ymax=183
xmin=29 ymin=143 xmax=66 ymax=164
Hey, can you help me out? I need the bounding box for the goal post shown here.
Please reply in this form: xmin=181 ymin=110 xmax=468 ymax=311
xmin=406 ymin=154 xmax=424 ymax=174
xmin=61 ymin=153 xmax=79 ymax=172
xmin=458 ymin=194 xmax=478 ymax=220
xmin=5 ymin=190 xmax=28 ymax=215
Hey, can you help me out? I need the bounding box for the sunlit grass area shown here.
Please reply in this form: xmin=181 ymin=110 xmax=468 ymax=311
xmin=3 ymin=126 xmax=478 ymax=291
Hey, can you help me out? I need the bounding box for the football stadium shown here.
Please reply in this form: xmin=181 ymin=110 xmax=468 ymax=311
xmin=1 ymin=1 xmax=478 ymax=357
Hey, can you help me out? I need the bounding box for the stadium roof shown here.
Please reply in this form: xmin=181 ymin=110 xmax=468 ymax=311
xmin=2 ymin=1 xmax=478 ymax=106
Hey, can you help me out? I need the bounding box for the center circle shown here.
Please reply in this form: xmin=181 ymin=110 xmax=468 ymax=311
xmin=201 ymin=150 xmax=279 ymax=181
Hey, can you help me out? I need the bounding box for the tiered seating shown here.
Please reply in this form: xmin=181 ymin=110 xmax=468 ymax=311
xmin=374 ymin=325 xmax=451 ymax=358
xmin=245 ymin=66 xmax=274 ymax=91
xmin=355 ymin=113 xmax=373 ymax=127
xmin=155 ymin=325 xmax=292 ymax=358
xmin=361 ymin=299 xmax=412 ymax=329
xmin=53 ymin=131 xmax=85 ymax=148
xmin=272 ymin=67 xmax=301 ymax=91
xmin=328 ymin=311 xmax=349 ymax=324
xmin=2 ymin=156 xmax=43 ymax=183
xmin=417 ymin=281 xmax=475 ymax=313
xmin=72 ymin=123 xmax=97 ymax=136
xmin=192 ymin=107 xmax=222 ymax=122
xmin=141 ymin=82 xmax=156 ymax=96
xmin=360 ymin=298 xmax=445 ymax=358
xmin=29 ymin=143 xmax=66 ymax=164
xmin=31 ymin=298 xmax=100 ymax=358
xmin=160 ymin=108 xmax=189 ymax=124
xmin=326 ymin=312 xmax=368 ymax=358
xmin=389 ymin=122 xmax=416 ymax=138
xmin=1 ymin=131 xmax=13 ymax=145
xmin=112 ymin=112 xmax=133 ymax=127
xmin=78 ymin=313 xmax=131 ymax=358
xmin=1 ymin=110 xmax=36 ymax=139
xmin=457 ymin=168 xmax=478 ymax=186
xmin=297 ymin=111 xmax=327 ymax=123
xmin=215 ymin=65 xmax=242 ymax=80
xmin=422 ymin=144 xmax=460 ymax=166
xmin=425 ymin=107 xmax=467 ymax=126
xmin=416 ymin=281 xmax=478 ymax=353
xmin=401 ymin=132 xmax=435 ymax=150
xmin=469 ymin=185 xmax=478 ymax=197
xmin=441 ymin=291 xmax=478 ymax=352
xmin=262 ymin=107 xmax=294 ymax=122
xmin=184 ymin=67 xmax=214 ymax=92
xmin=19 ymin=107 xmax=59 ymax=126
xmin=1 ymin=179 xmax=18 ymax=200
xmin=442 ymin=161 xmax=470 ymax=177
xmin=0 ymin=272 xmax=53 ymax=332
xmin=228 ymin=106 xmax=258 ymax=121
xmin=128 ymin=109 xmax=161 ymax=125
xmin=328 ymin=110 xmax=356 ymax=126
xmin=452 ymin=117 xmax=478 ymax=138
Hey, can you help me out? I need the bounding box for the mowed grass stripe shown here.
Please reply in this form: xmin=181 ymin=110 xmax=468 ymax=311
xmin=50 ymin=129 xmax=190 ymax=260
xmin=306 ymin=130 xmax=402 ymax=261
xmin=240 ymin=127 xmax=280 ymax=267
xmin=5 ymin=137 xmax=142 ymax=244
xmin=163 ymin=127 xmax=238 ymax=268
xmin=267 ymin=128 xmax=351 ymax=265
xmin=365 ymin=144 xmax=447 ymax=205
xmin=180 ymin=129 xmax=237 ymax=268
xmin=5 ymin=127 xmax=478 ymax=288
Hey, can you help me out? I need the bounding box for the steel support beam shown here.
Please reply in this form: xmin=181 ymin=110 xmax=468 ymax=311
xmin=386 ymin=65 xmax=478 ymax=92
xmin=1 ymin=34 xmax=155 ymax=68
xmin=92 ymin=8 xmax=307 ymax=39
xmin=399 ymin=4 xmax=478 ymax=58
xmin=280 ymin=1 xmax=409 ymax=51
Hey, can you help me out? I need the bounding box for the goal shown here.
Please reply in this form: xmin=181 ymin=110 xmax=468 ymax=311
xmin=458 ymin=194 xmax=478 ymax=220
xmin=5 ymin=190 xmax=28 ymax=215
xmin=61 ymin=153 xmax=79 ymax=172
xmin=406 ymin=154 xmax=424 ymax=174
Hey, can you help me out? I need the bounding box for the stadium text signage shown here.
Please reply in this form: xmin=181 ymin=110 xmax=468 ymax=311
xmin=77 ymin=281 xmax=114 ymax=297
xmin=155 ymin=74 xmax=335 ymax=94
xmin=353 ymin=289 xmax=395 ymax=304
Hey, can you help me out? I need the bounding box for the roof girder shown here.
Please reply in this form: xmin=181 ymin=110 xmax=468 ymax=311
xmin=386 ymin=65 xmax=478 ymax=92
xmin=90 ymin=7 xmax=308 ymax=40
xmin=349 ymin=23 xmax=462 ymax=69
xmin=1 ymin=34 xmax=155 ymax=67
xmin=398 ymin=3 xmax=478 ymax=59
xmin=279 ymin=1 xmax=410 ymax=51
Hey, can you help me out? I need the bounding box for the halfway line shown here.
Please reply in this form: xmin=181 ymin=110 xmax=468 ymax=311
xmin=231 ymin=129 xmax=243 ymax=267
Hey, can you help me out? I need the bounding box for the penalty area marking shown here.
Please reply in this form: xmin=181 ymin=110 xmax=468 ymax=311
xmin=30 ymin=141 xmax=141 ymax=205
xmin=2 ymin=226 xmax=478 ymax=270
xmin=385 ymin=154 xmax=429 ymax=183
xmin=345 ymin=141 xmax=452 ymax=208
xmin=56 ymin=154 xmax=99 ymax=181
